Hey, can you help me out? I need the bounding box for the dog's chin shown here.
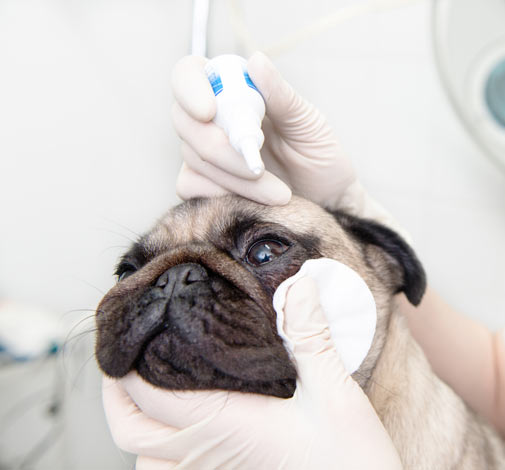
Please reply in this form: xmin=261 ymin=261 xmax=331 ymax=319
xmin=136 ymin=333 xmax=297 ymax=398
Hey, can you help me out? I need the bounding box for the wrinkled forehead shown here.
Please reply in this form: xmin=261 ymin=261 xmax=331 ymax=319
xmin=140 ymin=195 xmax=344 ymax=254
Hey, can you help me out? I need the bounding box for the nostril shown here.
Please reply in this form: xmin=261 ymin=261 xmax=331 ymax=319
xmin=185 ymin=264 xmax=208 ymax=284
xmin=156 ymin=264 xmax=208 ymax=290
xmin=156 ymin=271 xmax=170 ymax=288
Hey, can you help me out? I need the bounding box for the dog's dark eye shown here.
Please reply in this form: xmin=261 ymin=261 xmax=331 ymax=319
xmin=246 ymin=240 xmax=289 ymax=266
xmin=115 ymin=262 xmax=138 ymax=282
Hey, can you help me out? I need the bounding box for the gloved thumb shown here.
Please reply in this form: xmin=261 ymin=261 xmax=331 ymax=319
xmin=282 ymin=277 xmax=359 ymax=401
xmin=172 ymin=55 xmax=215 ymax=122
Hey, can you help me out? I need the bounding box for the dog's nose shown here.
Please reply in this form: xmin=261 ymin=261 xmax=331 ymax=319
xmin=155 ymin=263 xmax=208 ymax=289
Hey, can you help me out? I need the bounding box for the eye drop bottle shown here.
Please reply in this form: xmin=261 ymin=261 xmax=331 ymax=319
xmin=204 ymin=54 xmax=266 ymax=175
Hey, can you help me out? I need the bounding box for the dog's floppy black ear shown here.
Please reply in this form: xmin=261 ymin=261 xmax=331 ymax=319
xmin=330 ymin=210 xmax=427 ymax=306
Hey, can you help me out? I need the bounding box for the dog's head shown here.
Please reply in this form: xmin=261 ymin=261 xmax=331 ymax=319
xmin=95 ymin=195 xmax=425 ymax=398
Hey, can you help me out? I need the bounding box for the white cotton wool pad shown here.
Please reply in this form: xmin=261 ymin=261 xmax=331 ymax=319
xmin=272 ymin=258 xmax=377 ymax=374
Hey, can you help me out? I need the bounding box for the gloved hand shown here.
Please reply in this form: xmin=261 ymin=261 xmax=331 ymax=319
xmin=172 ymin=52 xmax=410 ymax=241
xmin=172 ymin=51 xmax=357 ymax=208
xmin=102 ymin=277 xmax=403 ymax=470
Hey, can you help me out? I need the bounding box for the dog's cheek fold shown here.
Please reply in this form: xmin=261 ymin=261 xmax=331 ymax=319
xmin=95 ymin=288 xmax=160 ymax=377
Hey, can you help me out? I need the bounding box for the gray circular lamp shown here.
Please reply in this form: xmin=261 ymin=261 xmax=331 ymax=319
xmin=432 ymin=0 xmax=505 ymax=171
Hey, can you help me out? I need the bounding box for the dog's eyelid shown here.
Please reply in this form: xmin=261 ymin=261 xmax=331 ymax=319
xmin=242 ymin=227 xmax=291 ymax=245
xmin=114 ymin=259 xmax=139 ymax=278
xmin=253 ymin=234 xmax=292 ymax=248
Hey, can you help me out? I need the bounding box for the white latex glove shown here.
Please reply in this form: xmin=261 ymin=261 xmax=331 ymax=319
xmin=172 ymin=52 xmax=410 ymax=240
xmin=102 ymin=277 xmax=403 ymax=470
xmin=172 ymin=51 xmax=356 ymax=208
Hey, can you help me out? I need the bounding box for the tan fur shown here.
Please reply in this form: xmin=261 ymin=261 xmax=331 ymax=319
xmin=237 ymin=197 xmax=505 ymax=467
xmin=104 ymin=195 xmax=505 ymax=467
xmin=368 ymin=309 xmax=505 ymax=469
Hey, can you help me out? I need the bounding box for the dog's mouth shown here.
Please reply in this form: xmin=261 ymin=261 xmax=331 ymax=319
xmin=96 ymin=260 xmax=297 ymax=398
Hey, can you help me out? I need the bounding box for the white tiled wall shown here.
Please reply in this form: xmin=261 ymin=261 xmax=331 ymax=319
xmin=0 ymin=1 xmax=504 ymax=468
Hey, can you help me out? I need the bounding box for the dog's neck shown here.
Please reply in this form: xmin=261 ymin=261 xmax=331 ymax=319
xmin=366 ymin=308 xmax=504 ymax=469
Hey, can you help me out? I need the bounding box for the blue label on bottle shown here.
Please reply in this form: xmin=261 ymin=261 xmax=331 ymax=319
xmin=244 ymin=72 xmax=258 ymax=92
xmin=208 ymin=71 xmax=223 ymax=96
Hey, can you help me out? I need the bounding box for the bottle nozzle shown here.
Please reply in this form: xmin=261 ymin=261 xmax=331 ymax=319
xmin=239 ymin=138 xmax=264 ymax=176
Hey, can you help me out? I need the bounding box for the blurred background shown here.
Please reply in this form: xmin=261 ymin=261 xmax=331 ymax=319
xmin=0 ymin=0 xmax=504 ymax=468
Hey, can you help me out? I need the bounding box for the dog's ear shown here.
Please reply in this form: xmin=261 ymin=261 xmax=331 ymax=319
xmin=330 ymin=210 xmax=426 ymax=306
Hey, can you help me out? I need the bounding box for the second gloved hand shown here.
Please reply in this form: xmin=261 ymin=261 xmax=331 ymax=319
xmin=102 ymin=277 xmax=403 ymax=470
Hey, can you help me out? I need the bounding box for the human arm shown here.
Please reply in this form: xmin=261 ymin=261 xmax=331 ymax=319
xmin=399 ymin=288 xmax=505 ymax=436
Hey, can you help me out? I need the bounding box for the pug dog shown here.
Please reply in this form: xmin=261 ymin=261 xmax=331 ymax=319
xmin=96 ymin=195 xmax=505 ymax=469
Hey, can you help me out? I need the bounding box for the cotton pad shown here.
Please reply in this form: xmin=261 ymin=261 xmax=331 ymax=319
xmin=272 ymin=258 xmax=377 ymax=374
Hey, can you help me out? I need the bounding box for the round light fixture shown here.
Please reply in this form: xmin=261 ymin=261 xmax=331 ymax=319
xmin=432 ymin=0 xmax=505 ymax=171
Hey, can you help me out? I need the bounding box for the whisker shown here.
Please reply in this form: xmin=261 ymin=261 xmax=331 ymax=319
xmin=100 ymin=245 xmax=130 ymax=256
xmin=354 ymin=370 xmax=398 ymax=398
xmin=64 ymin=315 xmax=96 ymax=337
xmin=94 ymin=228 xmax=138 ymax=245
xmin=71 ymin=277 xmax=106 ymax=296
xmin=63 ymin=328 xmax=97 ymax=349
xmin=61 ymin=315 xmax=97 ymax=372
xmin=98 ymin=217 xmax=142 ymax=239
xmin=59 ymin=308 xmax=97 ymax=320
xmin=69 ymin=352 xmax=99 ymax=392
xmin=62 ymin=331 xmax=96 ymax=359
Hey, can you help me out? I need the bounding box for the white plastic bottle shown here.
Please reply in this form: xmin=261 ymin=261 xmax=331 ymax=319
xmin=204 ymin=55 xmax=266 ymax=175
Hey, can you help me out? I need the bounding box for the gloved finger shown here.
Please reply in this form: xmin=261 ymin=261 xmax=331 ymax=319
xmin=247 ymin=52 xmax=295 ymax=124
xmin=282 ymin=278 xmax=358 ymax=399
xmin=283 ymin=277 xmax=334 ymax=355
xmin=172 ymin=55 xmax=215 ymax=122
xmin=176 ymin=163 xmax=230 ymax=200
xmin=122 ymin=372 xmax=230 ymax=427
xmin=180 ymin=142 xmax=292 ymax=205
xmin=172 ymin=102 xmax=260 ymax=179
xmin=136 ymin=456 xmax=178 ymax=470
xmin=247 ymin=52 xmax=320 ymax=135
xmin=104 ymin=375 xmax=221 ymax=462
xmin=122 ymin=372 xmax=277 ymax=430
xmin=247 ymin=52 xmax=306 ymax=131
xmin=102 ymin=377 xmax=180 ymax=456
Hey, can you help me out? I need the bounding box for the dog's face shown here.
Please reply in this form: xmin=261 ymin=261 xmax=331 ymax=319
xmin=95 ymin=195 xmax=425 ymax=398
